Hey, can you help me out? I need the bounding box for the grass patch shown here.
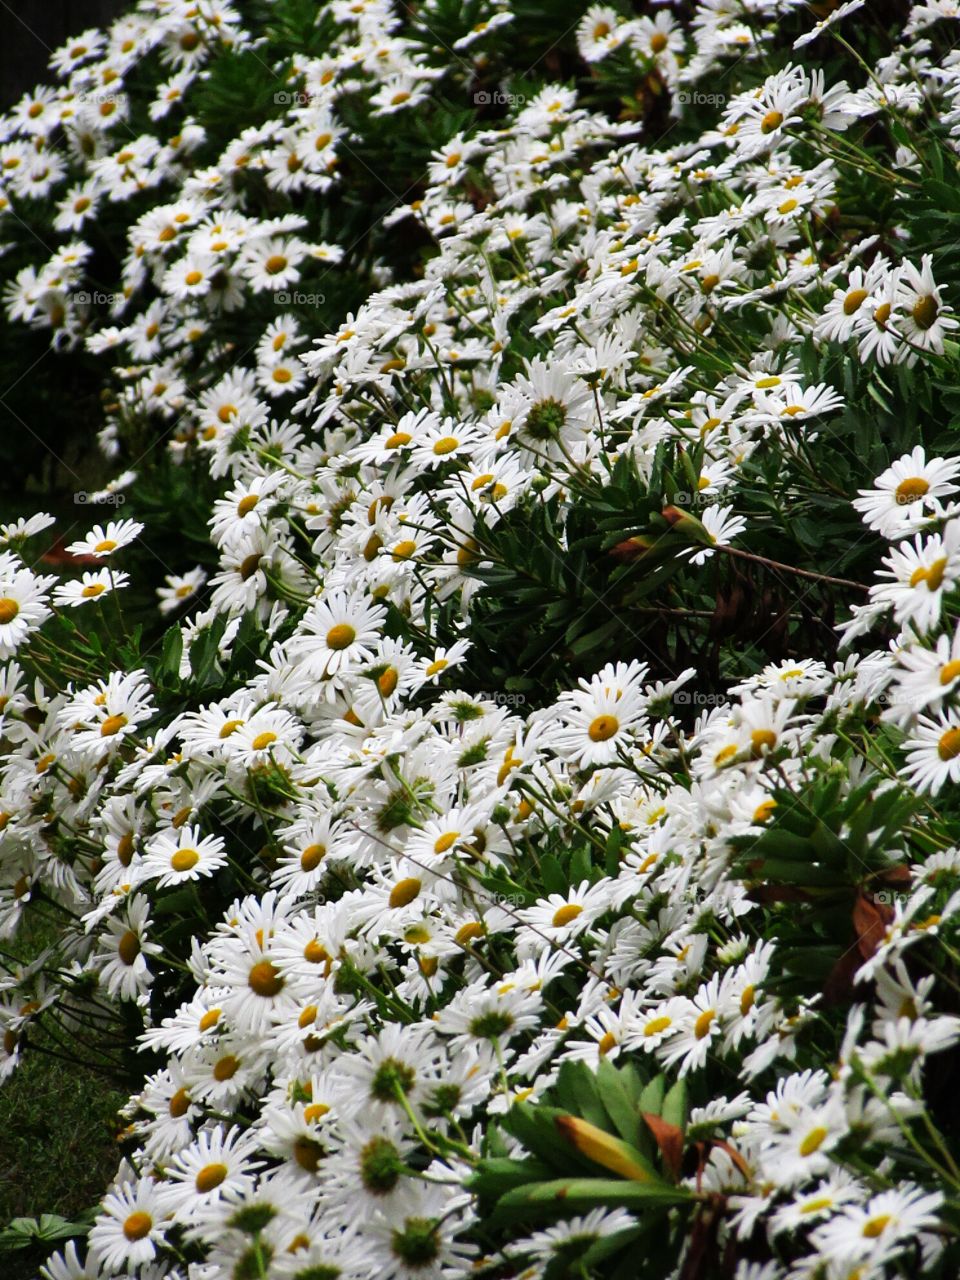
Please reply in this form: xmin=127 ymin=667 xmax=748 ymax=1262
xmin=0 ymin=919 xmax=127 ymax=1280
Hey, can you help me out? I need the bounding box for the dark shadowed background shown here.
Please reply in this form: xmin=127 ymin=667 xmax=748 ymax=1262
xmin=0 ymin=2 xmax=129 ymax=508
xmin=1 ymin=1 xmax=128 ymax=107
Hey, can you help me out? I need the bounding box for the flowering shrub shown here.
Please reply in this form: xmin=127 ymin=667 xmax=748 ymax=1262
xmin=5 ymin=1 xmax=960 ymax=1279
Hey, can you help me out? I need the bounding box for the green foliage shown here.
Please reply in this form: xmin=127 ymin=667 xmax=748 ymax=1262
xmin=472 ymin=1060 xmax=692 ymax=1276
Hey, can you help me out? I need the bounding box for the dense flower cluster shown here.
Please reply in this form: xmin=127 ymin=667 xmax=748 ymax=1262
xmin=3 ymin=1 xmax=960 ymax=1279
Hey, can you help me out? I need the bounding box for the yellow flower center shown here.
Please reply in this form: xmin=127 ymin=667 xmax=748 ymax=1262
xmin=760 ymin=110 xmax=783 ymax=133
xmin=799 ymin=1127 xmax=828 ymax=1156
xmin=364 ymin=534 xmax=383 ymax=561
xmin=100 ymin=713 xmax=128 ymax=737
xmin=239 ymin=553 xmax=262 ymax=581
xmin=213 ymin=1055 xmax=239 ymax=1081
xmin=389 ymin=878 xmax=422 ymax=908
xmin=432 ymin=435 xmax=459 ymax=455
xmin=326 ymin=623 xmax=356 ymax=650
xmin=303 ymin=939 xmax=329 ymax=965
xmin=694 ymin=1008 xmax=715 ymax=1039
xmin=94 ymin=539 xmax=118 ymax=552
xmin=650 ymin=31 xmax=668 ymax=52
xmin=843 ymin=288 xmax=868 ymax=315
xmin=385 ymin=431 xmax=411 ymax=449
xmin=913 ymin=295 xmax=938 ymax=330
xmin=184 ymin=270 xmax=203 ymax=286
xmin=940 ymin=660 xmax=960 ymax=686
xmin=644 ymin=1015 xmax=672 ymax=1037
xmin=118 ymin=930 xmax=140 ymax=965
xmin=293 ymin=1136 xmax=323 ymax=1171
xmin=910 ymin=556 xmax=948 ymax=591
xmin=552 ymin=903 xmax=583 ymax=928
xmin=251 ymin=731 xmax=277 ymax=751
xmin=237 ymin=494 xmax=259 ymax=517
xmin=169 ymin=1087 xmax=191 ymax=1117
xmin=265 ymin=255 xmax=288 ymax=275
xmin=123 ymin=1212 xmax=153 ymax=1242
xmin=750 ymin=728 xmax=777 ymax=757
xmin=392 ymin=539 xmax=417 ymax=560
xmin=219 ymin=719 xmax=244 ymax=738
xmin=195 ymin=1162 xmax=228 ymax=1193
xmin=863 ymin=1214 xmax=891 ymax=1238
xmin=895 ymin=476 xmax=929 ymax=504
xmin=378 ymin=667 xmax=398 ymax=697
xmin=874 ymin=302 xmax=891 ymax=325
xmin=588 ymin=714 xmax=619 ymax=743
xmin=248 ymin=960 xmax=284 ymax=997
xmin=198 ymin=1008 xmax=221 ymax=1031
xmin=937 ymin=728 xmax=960 ymax=761
xmin=597 ymin=1031 xmax=618 ymax=1056
xmin=425 ymin=658 xmax=448 ymax=677
xmin=171 ymin=848 xmax=200 ymax=872
xmin=455 ymin=922 xmax=484 ymax=946
xmin=800 ymin=1196 xmax=833 ymax=1214
xmin=300 ymin=843 xmax=326 ymax=872
xmin=0 ymin=598 xmax=20 ymax=624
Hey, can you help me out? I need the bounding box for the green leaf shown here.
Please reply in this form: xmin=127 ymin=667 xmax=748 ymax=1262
xmin=552 ymin=1061 xmax=609 ymax=1131
xmin=490 ymin=1177 xmax=692 ymax=1226
xmin=503 ymin=1103 xmax=589 ymax=1169
xmin=605 ymin=825 xmax=623 ymax=876
xmin=661 ymin=1080 xmax=689 ymax=1135
xmin=539 ymin=854 xmax=568 ymax=898
xmin=596 ymin=1058 xmax=644 ymax=1147
xmin=468 ymin=1156 xmax=556 ymax=1199
xmin=577 ymin=1225 xmax=646 ymax=1270
xmin=156 ymin=623 xmax=184 ymax=684
xmin=637 ymin=1073 xmax=666 ymax=1118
